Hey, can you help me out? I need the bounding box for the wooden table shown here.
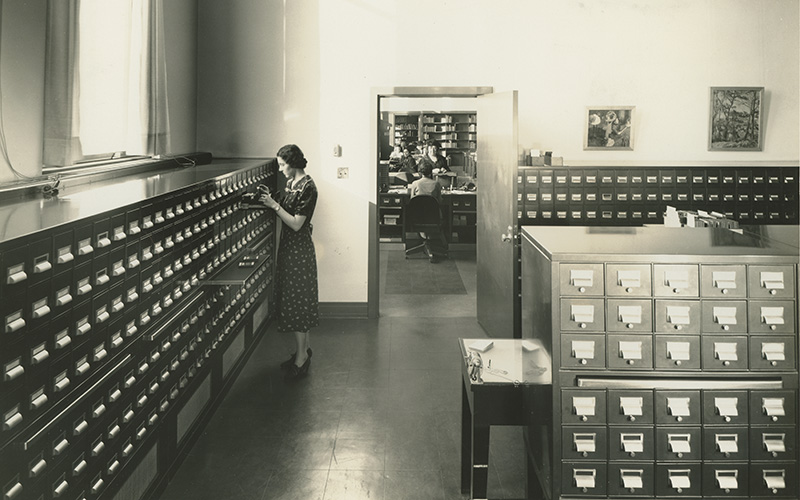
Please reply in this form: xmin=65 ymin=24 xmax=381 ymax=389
xmin=459 ymin=338 xmax=552 ymax=500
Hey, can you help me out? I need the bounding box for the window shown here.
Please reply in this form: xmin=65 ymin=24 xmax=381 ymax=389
xmin=44 ymin=0 xmax=169 ymax=169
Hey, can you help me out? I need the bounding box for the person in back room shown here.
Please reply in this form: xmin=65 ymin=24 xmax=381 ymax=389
xmin=409 ymin=163 xmax=442 ymax=203
xmin=416 ymin=139 xmax=450 ymax=174
xmin=396 ymin=146 xmax=419 ymax=182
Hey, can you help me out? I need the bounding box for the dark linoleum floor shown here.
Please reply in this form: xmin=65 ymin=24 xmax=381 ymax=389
xmin=159 ymin=246 xmax=526 ymax=499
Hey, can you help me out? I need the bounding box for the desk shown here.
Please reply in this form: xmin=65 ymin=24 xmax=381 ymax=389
xmin=459 ymin=338 xmax=551 ymax=500
xmin=379 ymin=190 xmax=477 ymax=243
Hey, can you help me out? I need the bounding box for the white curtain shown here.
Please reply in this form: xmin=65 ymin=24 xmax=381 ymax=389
xmin=43 ymin=0 xmax=170 ymax=167
xmin=43 ymin=0 xmax=83 ymax=167
xmin=139 ymin=0 xmax=170 ymax=156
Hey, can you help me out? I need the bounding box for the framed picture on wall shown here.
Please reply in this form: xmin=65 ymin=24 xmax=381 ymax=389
xmin=584 ymin=106 xmax=634 ymax=150
xmin=708 ymin=86 xmax=764 ymax=151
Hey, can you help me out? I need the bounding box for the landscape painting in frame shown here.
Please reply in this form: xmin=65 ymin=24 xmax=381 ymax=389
xmin=584 ymin=107 xmax=634 ymax=150
xmin=709 ymin=86 xmax=764 ymax=151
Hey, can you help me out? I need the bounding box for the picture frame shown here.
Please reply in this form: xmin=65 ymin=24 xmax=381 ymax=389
xmin=584 ymin=106 xmax=634 ymax=150
xmin=708 ymin=86 xmax=764 ymax=151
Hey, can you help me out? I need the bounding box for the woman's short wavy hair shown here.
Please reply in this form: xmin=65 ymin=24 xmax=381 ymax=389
xmin=277 ymin=144 xmax=308 ymax=170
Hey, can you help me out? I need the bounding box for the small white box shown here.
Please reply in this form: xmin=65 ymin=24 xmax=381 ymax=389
xmin=469 ymin=340 xmax=494 ymax=353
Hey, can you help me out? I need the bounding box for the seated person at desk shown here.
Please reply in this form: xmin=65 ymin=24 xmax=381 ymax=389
xmin=417 ymin=139 xmax=450 ymax=175
xmin=409 ymin=163 xmax=442 ymax=202
xmin=388 ymin=144 xmax=403 ymax=167
xmin=398 ymin=146 xmax=419 ymax=174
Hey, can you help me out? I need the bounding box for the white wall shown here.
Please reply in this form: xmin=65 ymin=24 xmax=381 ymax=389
xmin=0 ymin=0 xmax=46 ymax=182
xmin=196 ymin=0 xmax=799 ymax=304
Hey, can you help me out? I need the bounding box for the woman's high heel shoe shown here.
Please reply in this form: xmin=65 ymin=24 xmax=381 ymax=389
xmin=280 ymin=348 xmax=312 ymax=370
xmin=285 ymin=356 xmax=311 ymax=381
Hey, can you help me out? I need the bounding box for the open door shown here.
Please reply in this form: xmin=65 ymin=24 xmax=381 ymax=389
xmin=476 ymin=91 xmax=519 ymax=338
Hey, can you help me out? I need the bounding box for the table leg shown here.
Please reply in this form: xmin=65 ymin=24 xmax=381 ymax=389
xmin=461 ymin=381 xmax=471 ymax=493
xmin=471 ymin=423 xmax=490 ymax=499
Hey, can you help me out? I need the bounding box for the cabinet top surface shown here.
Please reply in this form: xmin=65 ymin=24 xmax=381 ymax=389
xmin=0 ymin=158 xmax=269 ymax=242
xmin=521 ymin=225 xmax=799 ymax=260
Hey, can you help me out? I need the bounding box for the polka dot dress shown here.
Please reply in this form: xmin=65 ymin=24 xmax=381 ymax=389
xmin=275 ymin=175 xmax=319 ymax=333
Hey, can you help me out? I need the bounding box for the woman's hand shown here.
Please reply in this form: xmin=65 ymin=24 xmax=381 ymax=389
xmin=259 ymin=193 xmax=280 ymax=211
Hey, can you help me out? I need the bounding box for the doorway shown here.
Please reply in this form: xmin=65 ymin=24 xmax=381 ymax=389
xmin=368 ymin=87 xmax=492 ymax=319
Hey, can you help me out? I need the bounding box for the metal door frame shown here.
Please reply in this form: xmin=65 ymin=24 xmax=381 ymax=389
xmin=368 ymin=87 xmax=494 ymax=318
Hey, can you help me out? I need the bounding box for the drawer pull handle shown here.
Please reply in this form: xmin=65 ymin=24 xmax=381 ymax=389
xmin=73 ymin=419 xmax=88 ymax=435
xmin=73 ymin=459 xmax=87 ymax=476
xmin=96 ymin=311 xmax=110 ymax=323
xmin=96 ymin=236 xmax=111 ymax=248
xmin=56 ymin=293 xmax=73 ymax=307
xmin=148 ymin=413 xmax=159 ymax=426
xmin=136 ymin=426 xmax=147 ymax=440
xmin=32 ymin=304 xmax=51 ymax=319
xmin=53 ymin=479 xmax=69 ymax=497
xmin=77 ymin=283 xmax=92 ymax=295
xmin=53 ymin=438 xmax=69 ymax=455
xmin=30 ymin=458 xmax=47 ymax=477
xmin=57 ymin=252 xmax=74 ymax=264
xmin=78 ymin=243 xmax=93 ymax=256
xmin=75 ymin=319 xmax=92 ymax=335
xmin=75 ymin=361 xmax=90 ymax=376
xmin=128 ymin=224 xmax=141 ymax=235
xmin=126 ymin=323 xmax=138 ymax=336
xmin=33 ymin=261 xmax=52 ymax=273
xmin=6 ymin=269 xmax=27 ymax=284
xmin=91 ymin=477 xmax=105 ymax=494
xmin=96 ymin=273 xmax=110 ymax=286
xmin=113 ymin=229 xmax=126 ymax=241
xmin=123 ymin=409 xmax=135 ymax=423
xmin=111 ymin=336 xmax=123 ymax=349
xmin=124 ymin=376 xmax=136 ymax=388
xmin=112 ymin=265 xmax=125 ymax=276
xmin=4 ymin=481 xmax=23 ymax=499
xmin=112 ymin=301 xmax=124 ymax=313
xmin=128 ymin=258 xmax=140 ymax=269
xmin=108 ymin=460 xmax=120 ymax=475
xmin=92 ymin=441 xmax=105 ymax=456
xmin=108 ymin=425 xmax=120 ymax=439
xmin=5 ymin=317 xmax=26 ymax=334
xmin=30 ymin=393 xmax=49 ymax=410
xmin=3 ymin=411 xmax=23 ymax=430
xmin=122 ymin=442 xmax=134 ymax=457
xmin=92 ymin=404 xmax=106 ymax=418
xmin=54 ymin=376 xmax=71 ymax=392
xmin=4 ymin=364 xmax=24 ymax=381
xmin=108 ymin=389 xmax=122 ymax=403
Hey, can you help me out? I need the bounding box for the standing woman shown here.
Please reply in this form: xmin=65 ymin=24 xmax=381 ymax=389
xmin=260 ymin=144 xmax=319 ymax=380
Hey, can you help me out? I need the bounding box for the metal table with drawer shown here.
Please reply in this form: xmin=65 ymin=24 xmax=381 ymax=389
xmin=521 ymin=225 xmax=799 ymax=500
